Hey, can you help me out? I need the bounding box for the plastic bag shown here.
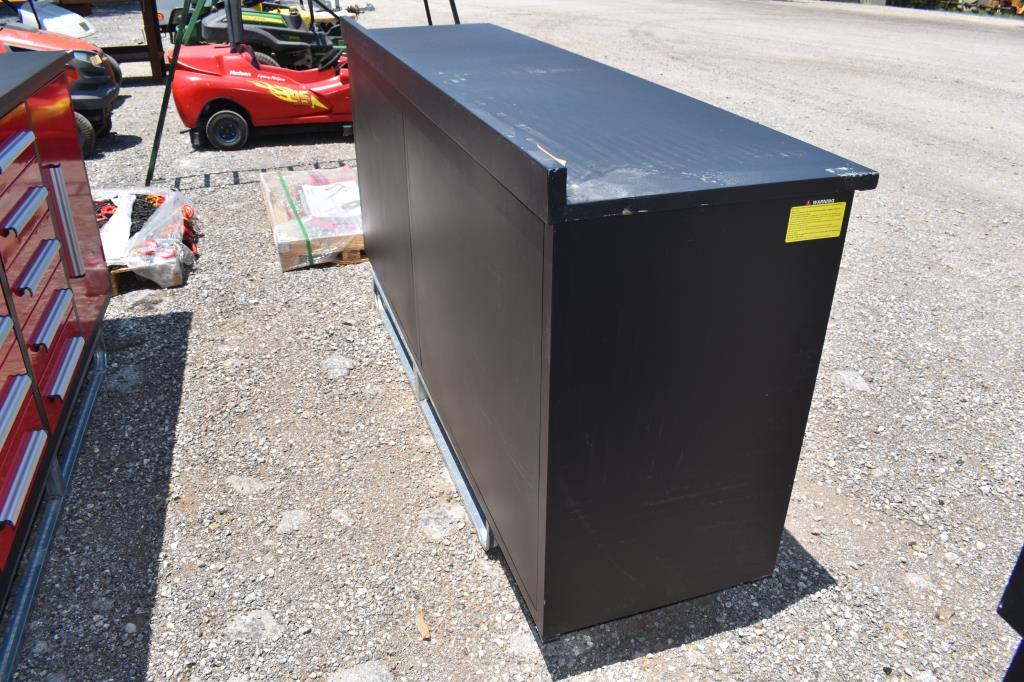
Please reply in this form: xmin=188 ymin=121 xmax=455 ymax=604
xmin=123 ymin=190 xmax=195 ymax=288
xmin=94 ymin=186 xmax=178 ymax=266
xmin=92 ymin=188 xmax=137 ymax=267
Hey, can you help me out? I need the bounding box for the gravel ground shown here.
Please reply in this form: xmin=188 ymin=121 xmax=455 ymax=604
xmin=87 ymin=2 xmax=159 ymax=49
xmin=8 ymin=0 xmax=1023 ymax=680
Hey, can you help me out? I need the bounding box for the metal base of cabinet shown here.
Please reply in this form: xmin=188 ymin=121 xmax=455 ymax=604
xmin=0 ymin=338 xmax=107 ymax=679
xmin=372 ymin=269 xmax=494 ymax=551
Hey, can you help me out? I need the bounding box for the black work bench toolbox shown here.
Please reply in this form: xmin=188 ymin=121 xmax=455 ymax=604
xmin=344 ymin=19 xmax=878 ymax=639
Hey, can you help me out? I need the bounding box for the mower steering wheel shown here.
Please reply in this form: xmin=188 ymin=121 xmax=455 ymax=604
xmin=318 ymin=47 xmax=344 ymax=71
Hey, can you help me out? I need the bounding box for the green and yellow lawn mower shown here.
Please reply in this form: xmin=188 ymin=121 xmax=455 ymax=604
xmin=182 ymin=0 xmax=372 ymax=69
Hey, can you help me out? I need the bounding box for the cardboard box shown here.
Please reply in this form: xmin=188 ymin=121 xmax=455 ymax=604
xmin=260 ymin=166 xmax=365 ymax=271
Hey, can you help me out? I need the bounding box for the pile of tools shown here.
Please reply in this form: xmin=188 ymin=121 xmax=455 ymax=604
xmin=94 ymin=188 xmax=200 ymax=290
xmin=95 ymin=192 xmax=198 ymax=258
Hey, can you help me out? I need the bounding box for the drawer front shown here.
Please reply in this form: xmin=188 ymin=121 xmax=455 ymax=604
xmin=0 ymin=105 xmax=39 ymax=197
xmin=0 ymin=188 xmax=51 ymax=269
xmin=25 ymin=287 xmax=75 ymax=354
xmin=0 ymin=325 xmax=43 ymax=457
xmin=11 ymin=236 xmax=62 ymax=296
xmin=0 ymin=103 xmax=44 ymax=270
xmin=23 ymin=287 xmax=79 ymax=402
xmin=18 ymin=240 xmax=76 ymax=346
xmin=0 ymin=167 xmax=47 ymax=270
xmin=0 ymin=373 xmax=32 ymax=459
xmin=0 ymin=323 xmax=29 ymax=400
xmin=2 ymin=185 xmax=48 ymax=240
xmin=0 ymin=429 xmax=47 ymax=528
xmin=0 ymin=131 xmax=36 ymax=190
xmin=39 ymin=328 xmax=85 ymax=428
xmin=0 ymin=325 xmax=48 ymax=571
xmin=6 ymin=236 xmax=63 ymax=336
xmin=6 ymin=204 xmax=59 ymax=283
xmin=0 ymin=418 xmax=47 ymax=570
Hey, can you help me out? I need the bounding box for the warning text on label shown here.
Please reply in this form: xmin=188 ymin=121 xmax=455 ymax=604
xmin=785 ymin=202 xmax=846 ymax=243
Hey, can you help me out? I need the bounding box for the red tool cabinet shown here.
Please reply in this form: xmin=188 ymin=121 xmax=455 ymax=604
xmin=0 ymin=52 xmax=109 ymax=607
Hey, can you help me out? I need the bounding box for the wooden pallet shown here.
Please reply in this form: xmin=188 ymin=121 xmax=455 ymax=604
xmin=338 ymin=247 xmax=368 ymax=265
xmin=108 ymin=266 xmax=147 ymax=296
xmin=277 ymin=233 xmax=366 ymax=270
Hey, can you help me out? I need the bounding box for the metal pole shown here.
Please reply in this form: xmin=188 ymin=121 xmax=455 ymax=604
xmin=422 ymin=0 xmax=432 ymax=25
xmin=447 ymin=0 xmax=459 ymax=24
xmin=182 ymin=0 xmax=208 ymax=45
xmin=144 ymin=0 xmax=194 ymax=186
xmin=225 ymin=0 xmax=243 ymax=51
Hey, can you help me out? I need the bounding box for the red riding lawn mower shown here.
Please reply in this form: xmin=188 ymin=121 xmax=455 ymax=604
xmin=171 ymin=0 xmax=355 ymax=150
xmin=170 ymin=0 xmax=461 ymax=150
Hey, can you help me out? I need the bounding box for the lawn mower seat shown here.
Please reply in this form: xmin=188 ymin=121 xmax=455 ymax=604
xmin=201 ymin=8 xmax=317 ymax=53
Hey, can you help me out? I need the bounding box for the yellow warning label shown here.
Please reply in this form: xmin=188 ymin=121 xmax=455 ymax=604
xmin=785 ymin=202 xmax=846 ymax=243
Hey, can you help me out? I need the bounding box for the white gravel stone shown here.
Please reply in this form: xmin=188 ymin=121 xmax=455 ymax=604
xmin=119 ymin=289 xmax=165 ymax=312
xmin=226 ymin=474 xmax=270 ymax=494
xmin=322 ymin=355 xmax=357 ymax=379
xmin=509 ymin=631 xmax=537 ymax=657
xmin=276 ymin=509 xmax=310 ymax=534
xmin=328 ymin=660 xmax=393 ymax=682
xmin=224 ymin=610 xmax=284 ymax=642
xmin=418 ymin=503 xmax=465 ymax=540
xmin=330 ymin=508 xmax=353 ymax=526
xmin=835 ymin=370 xmax=871 ymax=392
xmin=905 ymin=573 xmax=938 ymax=592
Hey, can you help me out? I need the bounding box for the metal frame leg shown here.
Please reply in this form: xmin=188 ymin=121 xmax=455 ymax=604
xmin=0 ymin=338 xmax=108 ymax=678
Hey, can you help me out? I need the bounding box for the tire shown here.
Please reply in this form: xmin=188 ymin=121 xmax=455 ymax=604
xmin=204 ymin=109 xmax=249 ymax=151
xmin=74 ymin=112 xmax=96 ymax=157
xmin=102 ymin=54 xmax=122 ymax=85
xmin=253 ymin=51 xmax=280 ymax=68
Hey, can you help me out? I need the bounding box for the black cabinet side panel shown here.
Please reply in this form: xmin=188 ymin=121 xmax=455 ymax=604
xmin=403 ymin=105 xmax=545 ymax=613
xmin=349 ymin=59 xmax=419 ymax=361
xmin=543 ymin=195 xmax=852 ymax=637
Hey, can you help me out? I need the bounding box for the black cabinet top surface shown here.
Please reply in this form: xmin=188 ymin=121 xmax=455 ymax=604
xmin=347 ymin=22 xmax=878 ymax=221
xmin=0 ymin=51 xmax=68 ymax=119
